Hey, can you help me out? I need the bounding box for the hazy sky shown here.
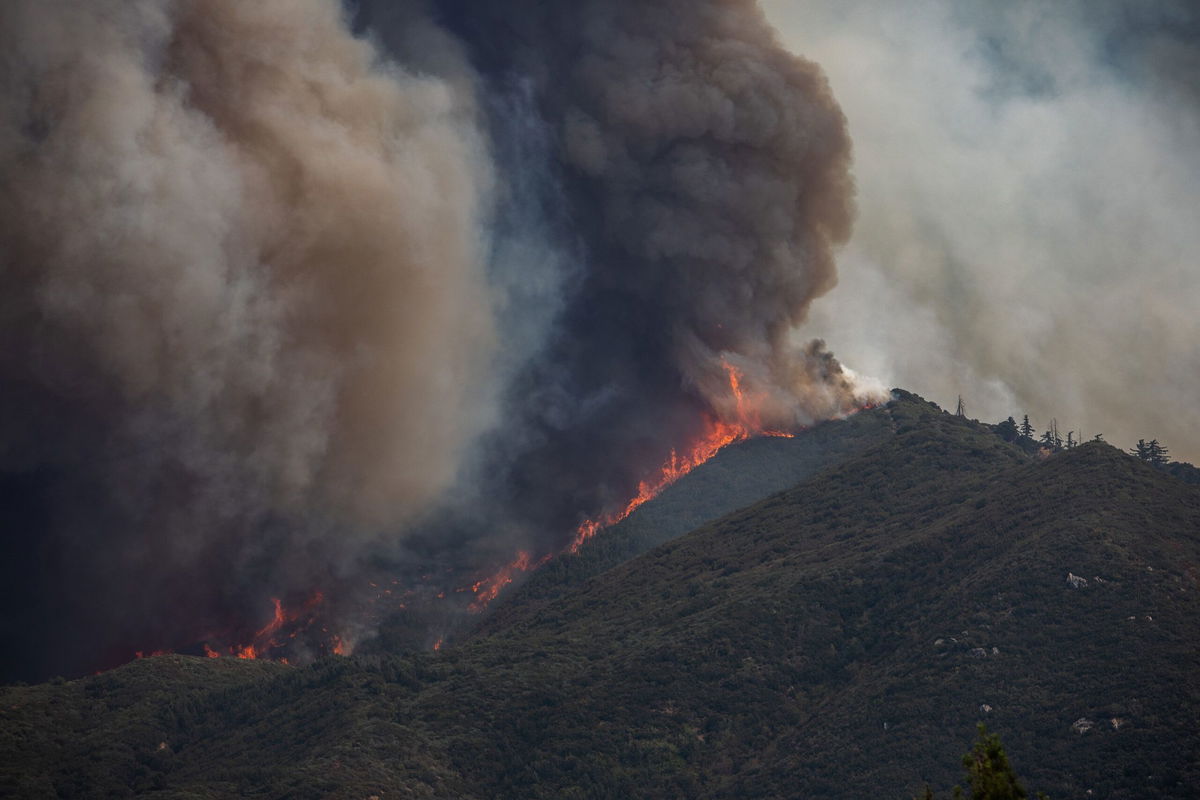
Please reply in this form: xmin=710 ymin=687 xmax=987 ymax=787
xmin=762 ymin=0 xmax=1200 ymax=460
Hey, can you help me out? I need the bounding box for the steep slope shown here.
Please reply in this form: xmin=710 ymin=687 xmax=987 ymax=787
xmin=3 ymin=393 xmax=1198 ymax=799
xmin=477 ymin=406 xmax=894 ymax=633
xmin=452 ymin=396 xmax=1200 ymax=798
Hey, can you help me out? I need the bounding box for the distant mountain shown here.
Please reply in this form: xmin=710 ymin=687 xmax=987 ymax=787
xmin=4 ymin=391 xmax=1198 ymax=799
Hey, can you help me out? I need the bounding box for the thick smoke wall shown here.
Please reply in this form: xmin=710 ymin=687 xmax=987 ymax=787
xmin=0 ymin=0 xmax=498 ymax=678
xmin=422 ymin=0 xmax=870 ymax=538
xmin=1 ymin=0 xmax=870 ymax=679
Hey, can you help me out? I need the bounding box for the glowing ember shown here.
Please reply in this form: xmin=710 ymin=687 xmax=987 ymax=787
xmin=466 ymin=551 xmax=550 ymax=612
xmin=134 ymin=649 xmax=169 ymax=659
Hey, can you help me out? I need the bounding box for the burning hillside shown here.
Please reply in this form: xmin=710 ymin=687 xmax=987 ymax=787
xmin=0 ymin=0 xmax=881 ymax=681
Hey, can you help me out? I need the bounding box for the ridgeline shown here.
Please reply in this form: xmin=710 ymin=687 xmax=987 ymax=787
xmin=3 ymin=392 xmax=1198 ymax=799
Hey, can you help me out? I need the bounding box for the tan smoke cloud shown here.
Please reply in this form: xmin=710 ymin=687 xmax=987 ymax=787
xmin=0 ymin=0 xmax=496 ymax=535
xmin=1 ymin=0 xmax=891 ymax=676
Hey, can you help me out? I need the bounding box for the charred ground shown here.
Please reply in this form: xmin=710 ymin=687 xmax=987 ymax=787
xmin=3 ymin=392 xmax=1198 ymax=799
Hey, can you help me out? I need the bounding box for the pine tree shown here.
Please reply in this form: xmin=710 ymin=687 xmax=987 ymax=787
xmin=918 ymin=725 xmax=1047 ymax=799
xmin=1019 ymin=415 xmax=1035 ymax=440
xmin=1131 ymin=439 xmax=1149 ymax=461
xmin=956 ymin=396 xmax=967 ymax=417
xmin=996 ymin=417 xmax=1019 ymax=442
xmin=957 ymin=724 xmax=1034 ymax=800
xmin=1147 ymin=439 xmax=1170 ymax=467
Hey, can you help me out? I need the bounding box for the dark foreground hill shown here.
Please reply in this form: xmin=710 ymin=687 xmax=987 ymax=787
xmin=3 ymin=393 xmax=1198 ymax=799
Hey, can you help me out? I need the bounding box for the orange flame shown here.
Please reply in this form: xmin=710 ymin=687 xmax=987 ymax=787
xmin=570 ymin=360 xmax=793 ymax=552
xmin=203 ymin=592 xmax=342 ymax=662
xmin=114 ymin=359 xmax=871 ymax=665
xmin=232 ymin=597 xmax=287 ymax=659
xmin=570 ymin=415 xmax=755 ymax=552
xmin=466 ymin=551 xmax=551 ymax=612
xmin=462 ymin=360 xmax=799 ymax=611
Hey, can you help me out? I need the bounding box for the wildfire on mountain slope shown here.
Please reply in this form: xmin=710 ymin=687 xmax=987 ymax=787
xmin=569 ymin=362 xmax=796 ymax=553
xmin=5 ymin=0 xmax=875 ymax=686
xmin=129 ymin=592 xmax=344 ymax=665
xmin=125 ymin=364 xmax=872 ymax=662
xmin=461 ymin=361 xmax=801 ymax=611
xmin=467 ymin=551 xmax=551 ymax=612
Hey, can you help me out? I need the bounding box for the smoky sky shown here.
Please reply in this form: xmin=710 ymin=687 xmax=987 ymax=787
xmin=763 ymin=0 xmax=1200 ymax=460
xmin=0 ymin=0 xmax=505 ymax=679
xmin=0 ymin=0 xmax=878 ymax=680
xmin=412 ymin=0 xmax=875 ymax=548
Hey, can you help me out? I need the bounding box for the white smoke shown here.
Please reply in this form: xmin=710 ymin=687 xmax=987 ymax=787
xmin=765 ymin=0 xmax=1200 ymax=459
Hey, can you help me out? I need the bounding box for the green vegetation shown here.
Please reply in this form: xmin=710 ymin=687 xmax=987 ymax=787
xmin=919 ymin=725 xmax=1047 ymax=800
xmin=3 ymin=392 xmax=1198 ymax=799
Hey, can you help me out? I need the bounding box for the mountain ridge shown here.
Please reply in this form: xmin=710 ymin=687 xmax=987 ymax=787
xmin=3 ymin=391 xmax=1198 ymax=799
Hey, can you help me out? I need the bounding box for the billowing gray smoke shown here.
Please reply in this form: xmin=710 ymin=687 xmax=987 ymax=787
xmin=418 ymin=0 xmax=876 ymax=541
xmin=766 ymin=0 xmax=1200 ymax=461
xmin=0 ymin=0 xmax=875 ymax=679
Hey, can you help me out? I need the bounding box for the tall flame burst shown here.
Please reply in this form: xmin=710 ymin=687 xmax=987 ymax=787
xmin=211 ymin=592 xmax=342 ymax=662
xmin=130 ymin=591 xmax=345 ymax=665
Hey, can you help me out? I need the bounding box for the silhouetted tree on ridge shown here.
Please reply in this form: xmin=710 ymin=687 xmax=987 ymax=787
xmin=1131 ymin=439 xmax=1170 ymax=467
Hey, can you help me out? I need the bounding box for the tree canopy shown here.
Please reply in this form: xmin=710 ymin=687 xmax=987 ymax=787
xmin=917 ymin=725 xmax=1046 ymax=800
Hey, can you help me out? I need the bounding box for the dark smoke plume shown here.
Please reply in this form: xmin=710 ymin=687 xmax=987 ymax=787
xmin=0 ymin=0 xmax=876 ymax=680
xmin=417 ymin=0 xmax=875 ymax=539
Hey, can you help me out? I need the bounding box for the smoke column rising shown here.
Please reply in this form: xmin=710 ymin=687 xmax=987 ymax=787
xmin=0 ymin=0 xmax=498 ymax=677
xmin=0 ymin=0 xmax=876 ymax=679
xmin=418 ymin=0 xmax=874 ymax=541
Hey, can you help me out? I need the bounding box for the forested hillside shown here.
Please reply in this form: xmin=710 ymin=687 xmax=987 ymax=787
xmin=4 ymin=393 xmax=1198 ymax=799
